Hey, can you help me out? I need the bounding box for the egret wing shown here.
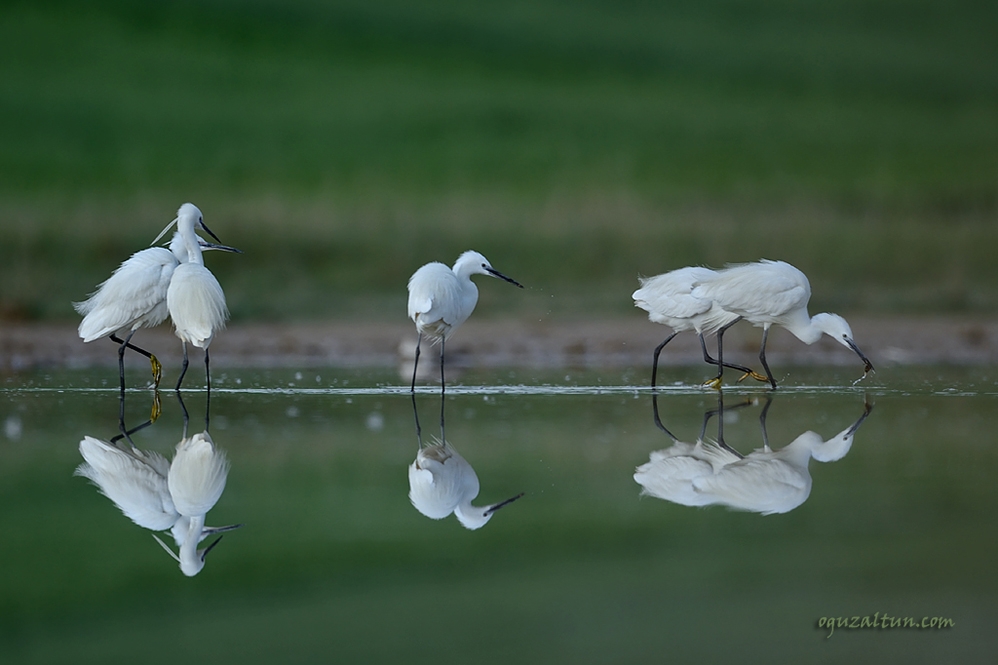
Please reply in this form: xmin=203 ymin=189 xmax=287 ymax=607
xmin=76 ymin=247 xmax=177 ymax=341
xmin=693 ymin=260 xmax=810 ymax=319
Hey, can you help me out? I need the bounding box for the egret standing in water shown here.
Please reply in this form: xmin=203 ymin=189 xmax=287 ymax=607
xmin=156 ymin=203 xmax=236 ymax=391
xmin=407 ymin=250 xmax=523 ymax=392
xmin=632 ymin=267 xmax=767 ymax=387
xmin=408 ymin=438 xmax=523 ymax=530
xmin=691 ymin=260 xmax=874 ymax=389
xmin=75 ymin=211 xmax=234 ymax=392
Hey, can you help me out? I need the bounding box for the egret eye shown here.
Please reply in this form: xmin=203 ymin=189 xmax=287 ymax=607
xmin=481 ymin=263 xmax=488 ymax=269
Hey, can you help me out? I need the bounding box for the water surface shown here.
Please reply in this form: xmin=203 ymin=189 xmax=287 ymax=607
xmin=1 ymin=366 xmax=995 ymax=663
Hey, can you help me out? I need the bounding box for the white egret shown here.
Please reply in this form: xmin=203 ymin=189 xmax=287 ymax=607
xmin=691 ymin=260 xmax=874 ymax=388
xmin=634 ymin=393 xmax=744 ymax=506
xmin=75 ymin=436 xmax=179 ymax=532
xmin=690 ymin=405 xmax=870 ymax=514
xmin=156 ymin=430 xmax=239 ymax=576
xmin=76 ymin=435 xmax=242 ymax=573
xmin=634 ymin=439 xmax=740 ymax=507
xmin=158 ymin=203 xmax=235 ymax=391
xmin=632 ymin=267 xmax=767 ymax=387
xmin=407 ymin=250 xmax=523 ymax=392
xmin=408 ymin=438 xmax=523 ymax=530
xmin=75 ymin=212 xmax=236 ymax=391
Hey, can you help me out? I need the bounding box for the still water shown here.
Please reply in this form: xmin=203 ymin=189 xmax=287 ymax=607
xmin=1 ymin=366 xmax=996 ymax=663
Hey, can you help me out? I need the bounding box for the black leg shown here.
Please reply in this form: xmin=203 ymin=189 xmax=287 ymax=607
xmin=176 ymin=390 xmax=190 ymax=439
xmin=699 ymin=333 xmax=765 ymax=380
xmin=114 ymin=330 xmax=138 ymax=394
xmin=651 ymin=332 xmax=679 ymax=388
xmin=411 ymin=391 xmax=423 ymax=447
xmin=758 ymin=327 xmax=777 ymax=389
xmin=758 ymin=395 xmax=773 ymax=449
xmin=204 ymin=378 xmax=211 ymax=433
xmin=650 ymin=393 xmax=678 ymax=441
xmin=176 ymin=342 xmax=189 ymax=392
xmin=410 ymin=333 xmax=422 ymax=392
xmin=706 ymin=318 xmax=741 ymax=386
xmin=205 ymin=347 xmax=211 ymax=392
xmin=110 ymin=332 xmax=162 ymax=388
xmin=439 ymin=339 xmax=446 ymax=442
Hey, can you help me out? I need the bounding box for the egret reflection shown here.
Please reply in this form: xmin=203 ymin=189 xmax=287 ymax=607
xmin=408 ymin=393 xmax=523 ymax=529
xmin=635 ymin=394 xmax=872 ymax=515
xmin=75 ymin=392 xmax=241 ymax=576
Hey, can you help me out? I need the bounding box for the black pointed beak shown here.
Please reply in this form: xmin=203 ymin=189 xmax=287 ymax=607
xmin=485 ymin=267 xmax=524 ymax=288
xmin=847 ymin=399 xmax=874 ymax=436
xmin=199 ymin=241 xmax=244 ymax=254
xmin=846 ymin=338 xmax=874 ymax=374
xmin=203 ymin=523 xmax=244 ymax=536
xmin=200 ymin=535 xmax=224 ymax=561
xmin=199 ymin=220 xmax=223 ymax=244
xmin=484 ymin=492 xmax=525 ymax=516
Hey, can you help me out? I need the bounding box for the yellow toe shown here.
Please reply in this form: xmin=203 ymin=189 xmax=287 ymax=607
xmin=150 ymin=355 xmax=163 ymax=388
xmin=150 ymin=391 xmax=162 ymax=423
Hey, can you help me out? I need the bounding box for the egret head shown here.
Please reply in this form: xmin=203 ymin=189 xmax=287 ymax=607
xmin=812 ymin=313 xmax=874 ymax=374
xmin=154 ymin=522 xmax=242 ymax=577
xmin=455 ymin=492 xmax=525 ymax=530
xmin=810 ymin=400 xmax=873 ymax=463
xmin=151 ymin=203 xmax=222 ymax=246
xmin=453 ymin=251 xmax=524 ymax=287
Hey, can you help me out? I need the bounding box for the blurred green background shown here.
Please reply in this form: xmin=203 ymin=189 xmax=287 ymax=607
xmin=1 ymin=0 xmax=995 ymax=322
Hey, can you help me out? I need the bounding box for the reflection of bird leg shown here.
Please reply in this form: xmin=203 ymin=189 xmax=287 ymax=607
xmin=411 ymin=391 xmax=423 ymax=447
xmin=204 ymin=382 xmax=211 ymax=432
xmin=151 ymin=390 xmax=162 ymax=423
xmin=651 ymin=332 xmax=679 ymax=389
xmin=651 ymin=393 xmax=679 ymax=441
xmin=176 ymin=391 xmax=190 ymax=440
xmin=111 ymin=331 xmax=163 ymax=390
xmin=701 ymin=391 xmax=747 ymax=458
xmin=758 ymin=395 xmax=774 ymax=450
xmin=439 ymin=339 xmax=446 ymax=443
xmin=110 ymin=409 xmax=154 ymax=446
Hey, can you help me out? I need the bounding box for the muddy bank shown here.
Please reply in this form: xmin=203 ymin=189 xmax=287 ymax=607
xmin=3 ymin=316 xmax=997 ymax=373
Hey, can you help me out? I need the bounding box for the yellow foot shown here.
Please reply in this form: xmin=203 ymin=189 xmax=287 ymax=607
xmin=150 ymin=355 xmax=163 ymax=389
xmin=150 ymin=390 xmax=162 ymax=423
xmin=737 ymin=371 xmax=769 ymax=383
xmin=701 ymin=376 xmax=723 ymax=390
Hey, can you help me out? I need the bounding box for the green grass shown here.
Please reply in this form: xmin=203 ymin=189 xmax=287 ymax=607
xmin=0 ymin=0 xmax=995 ymax=321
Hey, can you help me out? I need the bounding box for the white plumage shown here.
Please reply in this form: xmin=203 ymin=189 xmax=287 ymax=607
xmin=635 ymin=401 xmax=871 ymax=515
xmin=75 ymin=236 xmax=183 ymax=343
xmin=76 ymin=432 xmax=241 ymax=576
xmin=634 ymin=439 xmax=739 ymax=507
xmin=691 ymin=259 xmax=874 ymax=388
xmin=75 ymin=436 xmax=178 ymax=532
xmin=407 ymin=250 xmax=522 ymax=391
xmin=168 ymin=431 xmax=230 ymax=518
xmin=632 ymin=266 xmax=765 ymax=386
xmin=408 ymin=439 xmax=522 ymax=530
xmin=161 ymin=202 xmax=234 ymax=390
xmin=75 ymin=203 xmax=238 ymax=391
